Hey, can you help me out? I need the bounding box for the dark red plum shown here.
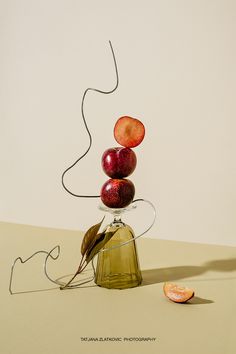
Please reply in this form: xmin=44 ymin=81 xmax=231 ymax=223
xmin=101 ymin=147 xmax=137 ymax=178
xmin=100 ymin=179 xmax=135 ymax=209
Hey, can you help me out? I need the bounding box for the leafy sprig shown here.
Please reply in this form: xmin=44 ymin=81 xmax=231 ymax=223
xmin=60 ymin=217 xmax=116 ymax=289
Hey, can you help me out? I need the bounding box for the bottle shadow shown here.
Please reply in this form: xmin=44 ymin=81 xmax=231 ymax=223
xmin=141 ymin=257 xmax=236 ymax=285
xmin=140 ymin=257 xmax=236 ymax=304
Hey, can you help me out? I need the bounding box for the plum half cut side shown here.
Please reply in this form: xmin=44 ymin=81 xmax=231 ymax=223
xmin=163 ymin=283 xmax=195 ymax=303
xmin=114 ymin=116 xmax=145 ymax=148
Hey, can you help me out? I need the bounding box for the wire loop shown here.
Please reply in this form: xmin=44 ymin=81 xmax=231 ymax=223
xmin=61 ymin=41 xmax=119 ymax=198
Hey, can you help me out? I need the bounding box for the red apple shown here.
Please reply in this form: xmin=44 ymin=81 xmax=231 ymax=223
xmin=114 ymin=116 xmax=145 ymax=148
xmin=101 ymin=147 xmax=137 ymax=178
xmin=100 ymin=179 xmax=135 ymax=208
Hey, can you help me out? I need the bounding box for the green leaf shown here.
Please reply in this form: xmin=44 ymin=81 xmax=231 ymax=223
xmin=85 ymin=230 xmax=117 ymax=264
xmin=80 ymin=216 xmax=105 ymax=256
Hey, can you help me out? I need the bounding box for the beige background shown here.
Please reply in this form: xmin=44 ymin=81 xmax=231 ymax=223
xmin=1 ymin=0 xmax=236 ymax=246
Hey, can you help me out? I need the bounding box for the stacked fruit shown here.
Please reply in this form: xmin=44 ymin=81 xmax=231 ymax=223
xmin=100 ymin=116 xmax=145 ymax=208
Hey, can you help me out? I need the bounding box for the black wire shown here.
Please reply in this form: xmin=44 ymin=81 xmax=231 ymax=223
xmin=61 ymin=41 xmax=119 ymax=198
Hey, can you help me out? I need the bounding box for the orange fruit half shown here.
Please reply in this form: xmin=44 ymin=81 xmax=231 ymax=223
xmin=163 ymin=282 xmax=195 ymax=303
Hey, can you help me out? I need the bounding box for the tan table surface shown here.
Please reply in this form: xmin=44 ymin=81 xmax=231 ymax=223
xmin=1 ymin=221 xmax=236 ymax=354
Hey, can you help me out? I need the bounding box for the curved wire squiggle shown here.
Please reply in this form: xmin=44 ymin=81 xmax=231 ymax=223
xmin=61 ymin=41 xmax=119 ymax=198
xmin=9 ymin=246 xmax=61 ymax=294
xmin=9 ymin=245 xmax=96 ymax=293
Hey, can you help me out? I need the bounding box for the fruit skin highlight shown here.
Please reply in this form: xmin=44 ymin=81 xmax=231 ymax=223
xmin=101 ymin=147 xmax=137 ymax=178
xmin=114 ymin=116 xmax=145 ymax=148
xmin=100 ymin=178 xmax=135 ymax=209
xmin=163 ymin=283 xmax=195 ymax=303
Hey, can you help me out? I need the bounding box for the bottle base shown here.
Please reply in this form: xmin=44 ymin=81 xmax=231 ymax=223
xmin=95 ymin=272 xmax=142 ymax=289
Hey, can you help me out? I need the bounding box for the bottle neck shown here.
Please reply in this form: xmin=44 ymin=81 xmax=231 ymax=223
xmin=110 ymin=214 xmax=125 ymax=227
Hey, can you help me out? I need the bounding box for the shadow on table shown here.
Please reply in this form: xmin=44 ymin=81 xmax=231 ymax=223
xmin=10 ymin=271 xmax=96 ymax=295
xmin=187 ymin=296 xmax=214 ymax=305
xmin=141 ymin=258 xmax=236 ymax=286
xmin=141 ymin=258 xmax=236 ymax=304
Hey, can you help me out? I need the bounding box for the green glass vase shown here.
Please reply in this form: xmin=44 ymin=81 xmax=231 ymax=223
xmin=95 ymin=206 xmax=142 ymax=289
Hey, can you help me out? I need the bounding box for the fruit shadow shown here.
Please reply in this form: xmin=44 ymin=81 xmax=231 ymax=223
xmin=141 ymin=257 xmax=236 ymax=286
xmin=187 ymin=296 xmax=214 ymax=305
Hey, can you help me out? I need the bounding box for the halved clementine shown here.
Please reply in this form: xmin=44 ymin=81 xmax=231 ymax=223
xmin=163 ymin=282 xmax=195 ymax=303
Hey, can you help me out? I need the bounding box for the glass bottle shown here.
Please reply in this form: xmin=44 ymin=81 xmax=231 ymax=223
xmin=95 ymin=205 xmax=142 ymax=289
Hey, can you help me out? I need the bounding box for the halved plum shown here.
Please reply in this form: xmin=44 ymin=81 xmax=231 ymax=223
xmin=163 ymin=283 xmax=195 ymax=303
xmin=114 ymin=116 xmax=145 ymax=148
